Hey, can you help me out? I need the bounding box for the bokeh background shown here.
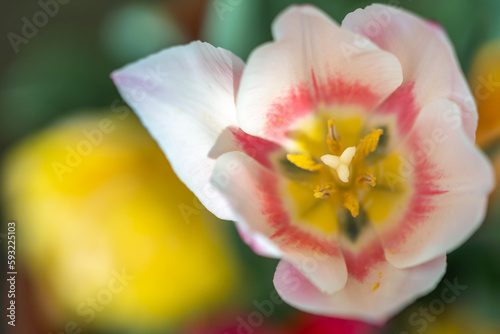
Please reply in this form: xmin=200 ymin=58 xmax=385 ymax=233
xmin=1 ymin=0 xmax=500 ymax=333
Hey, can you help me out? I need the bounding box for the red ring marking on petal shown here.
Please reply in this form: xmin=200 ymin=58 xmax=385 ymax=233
xmin=256 ymin=171 xmax=340 ymax=256
xmin=376 ymin=83 xmax=419 ymax=135
xmin=382 ymin=133 xmax=448 ymax=251
xmin=231 ymin=128 xmax=281 ymax=169
xmin=342 ymin=240 xmax=386 ymax=282
xmin=229 ymin=127 xmax=340 ymax=255
xmin=265 ymin=71 xmax=379 ymax=141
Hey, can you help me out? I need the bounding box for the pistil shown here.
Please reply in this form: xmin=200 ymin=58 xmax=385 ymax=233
xmin=321 ymin=147 xmax=356 ymax=183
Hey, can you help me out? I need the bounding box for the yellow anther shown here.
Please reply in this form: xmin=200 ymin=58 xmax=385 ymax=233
xmin=313 ymin=184 xmax=334 ymax=199
xmin=286 ymin=153 xmax=323 ymax=172
xmin=343 ymin=192 xmax=359 ymax=217
xmin=356 ymin=172 xmax=377 ymax=189
xmin=321 ymin=147 xmax=356 ymax=183
xmin=327 ymin=119 xmax=342 ymax=155
xmin=327 ymin=119 xmax=335 ymax=129
xmin=372 ymin=282 xmax=380 ymax=291
xmin=368 ymin=175 xmax=377 ymax=187
xmin=354 ymin=129 xmax=384 ymax=162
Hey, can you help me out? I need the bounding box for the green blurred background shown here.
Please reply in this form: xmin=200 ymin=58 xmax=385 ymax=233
xmin=1 ymin=0 xmax=500 ymax=333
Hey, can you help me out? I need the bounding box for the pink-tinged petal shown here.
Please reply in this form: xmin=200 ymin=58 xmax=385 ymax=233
xmin=209 ymin=128 xmax=283 ymax=258
xmin=342 ymin=4 xmax=477 ymax=141
xmin=282 ymin=250 xmax=347 ymax=295
xmin=367 ymin=82 xmax=419 ymax=149
xmin=208 ymin=127 xmax=282 ymax=169
xmin=378 ymin=99 xmax=494 ymax=269
xmin=111 ymin=41 xmax=244 ymax=220
xmin=235 ymin=221 xmax=283 ymax=258
xmin=236 ymin=5 xmax=403 ymax=145
xmin=212 ymin=151 xmax=347 ymax=294
xmin=274 ymin=231 xmax=447 ymax=323
xmin=212 ymin=151 xmax=337 ymax=255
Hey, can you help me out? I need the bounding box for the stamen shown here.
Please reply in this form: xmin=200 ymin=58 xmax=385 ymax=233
xmin=286 ymin=153 xmax=323 ymax=172
xmin=354 ymin=129 xmax=384 ymax=162
xmin=321 ymin=147 xmax=356 ymax=183
xmin=327 ymin=119 xmax=342 ymax=155
xmin=343 ymin=192 xmax=359 ymax=217
xmin=313 ymin=184 xmax=334 ymax=199
xmin=356 ymin=172 xmax=377 ymax=188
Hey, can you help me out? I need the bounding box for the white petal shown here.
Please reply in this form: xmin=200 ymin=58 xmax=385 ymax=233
xmin=236 ymin=5 xmax=403 ymax=144
xmin=342 ymin=4 xmax=477 ymax=142
xmin=235 ymin=221 xmax=283 ymax=258
xmin=111 ymin=41 xmax=245 ymax=220
xmin=274 ymin=234 xmax=447 ymax=323
xmin=376 ymin=99 xmax=494 ymax=268
xmin=212 ymin=151 xmax=348 ymax=294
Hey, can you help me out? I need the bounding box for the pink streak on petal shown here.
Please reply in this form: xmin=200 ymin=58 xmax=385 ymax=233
xmin=342 ymin=241 xmax=386 ymax=282
xmin=376 ymin=83 xmax=419 ymax=135
xmin=231 ymin=128 xmax=281 ymax=169
xmin=256 ymin=171 xmax=340 ymax=256
xmin=383 ymin=135 xmax=448 ymax=252
xmin=265 ymin=71 xmax=379 ymax=141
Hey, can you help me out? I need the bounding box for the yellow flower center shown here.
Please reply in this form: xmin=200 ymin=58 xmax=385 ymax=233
xmin=286 ymin=119 xmax=384 ymax=219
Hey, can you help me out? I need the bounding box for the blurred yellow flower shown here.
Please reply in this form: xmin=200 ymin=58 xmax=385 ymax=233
xmin=424 ymin=308 xmax=499 ymax=334
xmin=2 ymin=111 xmax=240 ymax=331
xmin=469 ymin=39 xmax=500 ymax=149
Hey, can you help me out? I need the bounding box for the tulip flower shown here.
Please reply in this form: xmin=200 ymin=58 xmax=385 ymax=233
xmin=469 ymin=39 xmax=500 ymax=149
xmin=413 ymin=306 xmax=500 ymax=334
xmin=2 ymin=112 xmax=240 ymax=330
xmin=468 ymin=40 xmax=500 ymax=209
xmin=112 ymin=4 xmax=494 ymax=322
